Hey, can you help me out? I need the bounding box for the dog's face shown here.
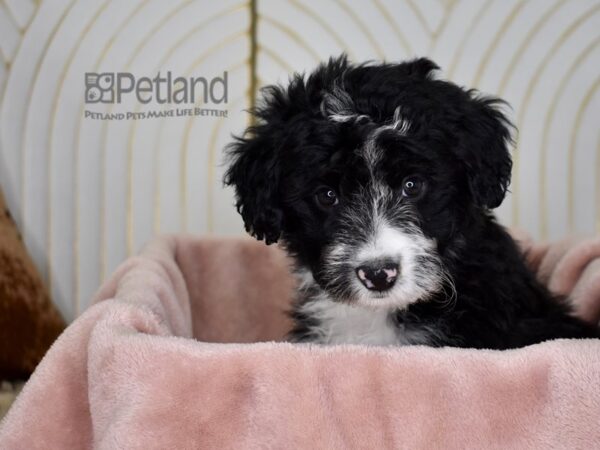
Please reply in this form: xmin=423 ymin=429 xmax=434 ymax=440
xmin=225 ymin=56 xmax=513 ymax=310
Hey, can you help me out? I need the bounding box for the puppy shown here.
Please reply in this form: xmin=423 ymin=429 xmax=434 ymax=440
xmin=224 ymin=55 xmax=598 ymax=348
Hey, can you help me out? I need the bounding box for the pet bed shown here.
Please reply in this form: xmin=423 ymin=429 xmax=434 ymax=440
xmin=1 ymin=233 xmax=599 ymax=449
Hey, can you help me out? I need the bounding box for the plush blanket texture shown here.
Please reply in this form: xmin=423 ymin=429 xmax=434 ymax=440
xmin=1 ymin=233 xmax=599 ymax=449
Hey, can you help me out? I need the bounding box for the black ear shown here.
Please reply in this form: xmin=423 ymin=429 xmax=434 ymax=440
xmin=455 ymin=94 xmax=514 ymax=209
xmin=224 ymin=128 xmax=283 ymax=244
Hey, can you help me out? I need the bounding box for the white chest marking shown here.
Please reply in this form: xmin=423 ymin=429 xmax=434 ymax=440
xmin=297 ymin=295 xmax=432 ymax=346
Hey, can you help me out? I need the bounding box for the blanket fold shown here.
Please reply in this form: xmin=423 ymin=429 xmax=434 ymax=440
xmin=1 ymin=234 xmax=599 ymax=449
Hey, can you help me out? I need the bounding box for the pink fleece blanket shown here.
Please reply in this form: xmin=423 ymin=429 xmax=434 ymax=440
xmin=1 ymin=234 xmax=600 ymax=449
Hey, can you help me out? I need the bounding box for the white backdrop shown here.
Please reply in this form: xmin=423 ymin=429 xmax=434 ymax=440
xmin=1 ymin=0 xmax=599 ymax=321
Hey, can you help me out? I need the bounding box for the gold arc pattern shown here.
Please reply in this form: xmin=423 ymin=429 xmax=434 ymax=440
xmin=99 ymin=0 xmax=197 ymax=282
xmin=72 ymin=0 xmax=153 ymax=314
xmin=446 ymin=0 xmax=493 ymax=80
xmin=372 ymin=0 xmax=413 ymax=56
xmin=128 ymin=2 xmax=247 ymax=237
xmin=539 ymin=37 xmax=600 ymax=239
xmin=46 ymin=0 xmax=111 ymax=315
xmin=178 ymin=52 xmax=247 ymax=232
xmin=287 ymin=0 xmax=354 ymax=58
xmin=512 ymin=3 xmax=600 ymax=231
xmin=258 ymin=15 xmax=322 ymax=62
xmin=332 ymin=0 xmax=385 ymax=59
xmin=597 ymin=133 xmax=600 ymax=232
xmin=567 ymin=76 xmax=600 ymax=233
xmin=496 ymin=0 xmax=565 ymax=96
xmin=205 ymin=96 xmax=245 ymax=232
xmin=426 ymin=0 xmax=456 ymax=55
xmin=146 ymin=4 xmax=247 ymax=235
xmin=1 ymin=0 xmax=29 ymax=32
xmin=470 ymin=0 xmax=527 ymax=88
xmin=119 ymin=1 xmax=249 ymax=235
xmin=248 ymin=0 xmax=257 ymax=127
xmin=0 ymin=0 xmax=37 ymax=211
xmin=126 ymin=2 xmax=248 ymax=256
xmin=407 ymin=0 xmax=436 ymax=36
xmin=18 ymin=0 xmax=76 ymax=312
xmin=258 ymin=44 xmax=294 ymax=73
xmin=494 ymin=0 xmax=565 ymax=228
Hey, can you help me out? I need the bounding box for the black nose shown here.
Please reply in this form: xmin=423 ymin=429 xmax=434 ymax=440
xmin=355 ymin=260 xmax=399 ymax=292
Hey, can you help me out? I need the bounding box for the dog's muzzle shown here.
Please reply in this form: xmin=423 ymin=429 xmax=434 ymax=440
xmin=355 ymin=259 xmax=399 ymax=292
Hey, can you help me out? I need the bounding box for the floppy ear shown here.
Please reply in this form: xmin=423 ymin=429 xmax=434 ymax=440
xmin=224 ymin=129 xmax=283 ymax=244
xmin=455 ymin=95 xmax=514 ymax=209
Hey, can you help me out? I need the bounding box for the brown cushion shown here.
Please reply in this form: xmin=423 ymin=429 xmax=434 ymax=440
xmin=0 ymin=187 xmax=65 ymax=379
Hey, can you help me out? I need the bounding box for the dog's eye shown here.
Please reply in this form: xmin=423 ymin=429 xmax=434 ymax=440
xmin=315 ymin=187 xmax=339 ymax=207
xmin=402 ymin=176 xmax=425 ymax=199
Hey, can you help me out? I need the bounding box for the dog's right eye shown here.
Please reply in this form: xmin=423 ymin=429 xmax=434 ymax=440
xmin=315 ymin=187 xmax=339 ymax=207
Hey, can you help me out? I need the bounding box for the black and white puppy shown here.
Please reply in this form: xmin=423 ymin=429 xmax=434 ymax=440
xmin=224 ymin=56 xmax=598 ymax=349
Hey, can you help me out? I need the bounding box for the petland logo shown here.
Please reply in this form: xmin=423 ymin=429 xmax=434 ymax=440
xmin=84 ymin=71 xmax=228 ymax=120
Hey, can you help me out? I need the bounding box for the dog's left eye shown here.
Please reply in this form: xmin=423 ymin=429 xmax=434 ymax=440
xmin=402 ymin=176 xmax=425 ymax=199
xmin=315 ymin=187 xmax=339 ymax=207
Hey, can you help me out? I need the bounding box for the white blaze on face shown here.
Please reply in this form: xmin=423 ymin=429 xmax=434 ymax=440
xmin=353 ymin=218 xmax=441 ymax=309
xmin=344 ymin=119 xmax=443 ymax=309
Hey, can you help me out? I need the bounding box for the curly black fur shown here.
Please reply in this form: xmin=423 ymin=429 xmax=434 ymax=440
xmin=224 ymin=55 xmax=598 ymax=349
